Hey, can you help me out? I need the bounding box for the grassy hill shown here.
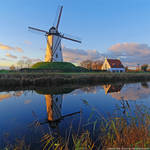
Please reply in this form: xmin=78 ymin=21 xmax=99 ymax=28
xmin=31 ymin=62 xmax=88 ymax=72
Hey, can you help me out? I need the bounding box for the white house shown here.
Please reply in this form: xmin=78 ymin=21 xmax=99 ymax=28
xmin=102 ymin=58 xmax=125 ymax=72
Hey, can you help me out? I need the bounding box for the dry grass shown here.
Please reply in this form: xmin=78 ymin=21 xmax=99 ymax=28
xmin=100 ymin=104 xmax=150 ymax=149
xmin=101 ymin=117 xmax=150 ymax=149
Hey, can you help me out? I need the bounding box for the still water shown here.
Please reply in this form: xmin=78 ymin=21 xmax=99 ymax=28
xmin=0 ymin=82 xmax=150 ymax=149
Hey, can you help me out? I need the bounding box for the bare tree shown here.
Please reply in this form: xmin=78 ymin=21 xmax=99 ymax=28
xmin=80 ymin=60 xmax=93 ymax=70
xmin=17 ymin=60 xmax=25 ymax=69
xmin=141 ymin=64 xmax=148 ymax=72
xmin=80 ymin=60 xmax=103 ymax=70
xmin=10 ymin=65 xmax=15 ymax=70
xmin=125 ymin=66 xmax=128 ymax=72
xmin=24 ymin=59 xmax=32 ymax=68
xmin=92 ymin=60 xmax=103 ymax=70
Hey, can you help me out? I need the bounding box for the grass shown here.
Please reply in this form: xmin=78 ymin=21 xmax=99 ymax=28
xmin=0 ymin=70 xmax=9 ymax=74
xmin=100 ymin=105 xmax=150 ymax=148
xmin=32 ymin=62 xmax=75 ymax=69
xmin=31 ymin=62 xmax=88 ymax=72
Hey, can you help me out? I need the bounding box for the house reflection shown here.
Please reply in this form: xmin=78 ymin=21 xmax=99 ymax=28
xmin=141 ymin=82 xmax=149 ymax=89
xmin=103 ymin=82 xmax=150 ymax=101
xmin=103 ymin=83 xmax=124 ymax=95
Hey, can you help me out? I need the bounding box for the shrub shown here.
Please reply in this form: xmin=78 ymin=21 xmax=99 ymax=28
xmin=141 ymin=64 xmax=148 ymax=72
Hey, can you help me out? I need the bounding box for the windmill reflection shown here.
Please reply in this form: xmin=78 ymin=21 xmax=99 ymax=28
xmin=42 ymin=94 xmax=80 ymax=129
xmin=45 ymin=94 xmax=63 ymax=128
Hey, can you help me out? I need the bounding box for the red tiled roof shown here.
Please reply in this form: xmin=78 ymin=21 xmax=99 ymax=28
xmin=107 ymin=59 xmax=124 ymax=68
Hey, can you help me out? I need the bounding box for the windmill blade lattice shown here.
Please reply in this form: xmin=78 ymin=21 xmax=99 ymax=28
xmin=28 ymin=26 xmax=49 ymax=34
xmin=28 ymin=5 xmax=81 ymax=63
xmin=60 ymin=33 xmax=81 ymax=43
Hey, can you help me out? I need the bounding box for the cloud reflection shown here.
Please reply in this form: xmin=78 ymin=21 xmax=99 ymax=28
xmin=103 ymin=83 xmax=150 ymax=101
xmin=0 ymin=91 xmax=23 ymax=102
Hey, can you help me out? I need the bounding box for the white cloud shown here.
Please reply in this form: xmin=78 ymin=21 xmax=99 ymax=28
xmin=63 ymin=46 xmax=104 ymax=64
xmin=24 ymin=40 xmax=32 ymax=45
xmin=6 ymin=53 xmax=17 ymax=59
xmin=0 ymin=43 xmax=14 ymax=50
xmin=1 ymin=58 xmax=8 ymax=61
xmin=108 ymin=43 xmax=150 ymax=66
xmin=62 ymin=43 xmax=150 ymax=66
xmin=15 ymin=47 xmax=23 ymax=52
xmin=1 ymin=41 xmax=150 ymax=68
xmin=21 ymin=56 xmax=42 ymax=63
xmin=0 ymin=42 xmax=23 ymax=53
xmin=109 ymin=43 xmax=150 ymax=57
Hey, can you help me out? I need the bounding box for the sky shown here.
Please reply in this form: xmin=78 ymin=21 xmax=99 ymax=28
xmin=1 ymin=0 xmax=150 ymax=68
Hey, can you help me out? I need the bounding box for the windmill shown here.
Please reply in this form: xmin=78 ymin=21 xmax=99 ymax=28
xmin=28 ymin=6 xmax=81 ymax=62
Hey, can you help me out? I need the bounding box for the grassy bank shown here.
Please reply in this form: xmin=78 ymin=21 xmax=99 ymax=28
xmin=31 ymin=62 xmax=88 ymax=72
xmin=1 ymin=72 xmax=150 ymax=88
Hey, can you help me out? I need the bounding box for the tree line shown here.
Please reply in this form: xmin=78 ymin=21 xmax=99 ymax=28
xmin=80 ymin=60 xmax=103 ymax=70
xmin=9 ymin=60 xmax=33 ymax=70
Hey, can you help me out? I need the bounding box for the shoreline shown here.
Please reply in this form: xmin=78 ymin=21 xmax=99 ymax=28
xmin=0 ymin=72 xmax=150 ymax=91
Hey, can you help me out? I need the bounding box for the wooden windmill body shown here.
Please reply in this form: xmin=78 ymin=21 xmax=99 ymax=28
xmin=29 ymin=6 xmax=81 ymax=62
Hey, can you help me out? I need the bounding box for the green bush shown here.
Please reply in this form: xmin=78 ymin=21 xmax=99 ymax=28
xmin=0 ymin=70 xmax=10 ymax=73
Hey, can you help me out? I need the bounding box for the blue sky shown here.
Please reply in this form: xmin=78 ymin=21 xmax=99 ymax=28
xmin=1 ymin=0 xmax=150 ymax=68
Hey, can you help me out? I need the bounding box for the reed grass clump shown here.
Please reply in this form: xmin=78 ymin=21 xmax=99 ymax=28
xmin=3 ymin=102 xmax=150 ymax=149
xmin=99 ymin=103 xmax=150 ymax=149
xmin=40 ymin=102 xmax=150 ymax=149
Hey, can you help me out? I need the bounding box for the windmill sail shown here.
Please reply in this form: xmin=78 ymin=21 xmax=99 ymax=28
xmin=28 ymin=26 xmax=49 ymax=34
xmin=60 ymin=33 xmax=82 ymax=43
xmin=56 ymin=6 xmax=63 ymax=30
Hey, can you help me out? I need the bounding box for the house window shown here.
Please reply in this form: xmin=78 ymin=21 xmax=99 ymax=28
xmin=56 ymin=54 xmax=58 ymax=58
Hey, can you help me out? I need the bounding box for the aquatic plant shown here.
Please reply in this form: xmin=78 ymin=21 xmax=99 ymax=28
xmin=40 ymin=100 xmax=150 ymax=149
